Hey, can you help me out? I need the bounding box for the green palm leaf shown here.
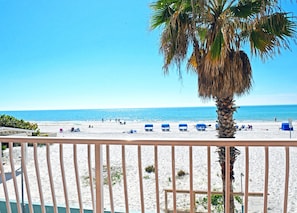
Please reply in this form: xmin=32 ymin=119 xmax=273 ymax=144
xmin=230 ymin=0 xmax=262 ymax=18
xmin=262 ymin=12 xmax=296 ymax=38
xmin=150 ymin=0 xmax=177 ymax=29
xmin=210 ymin=30 xmax=224 ymax=59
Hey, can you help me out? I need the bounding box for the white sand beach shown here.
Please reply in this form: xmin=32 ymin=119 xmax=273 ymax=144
xmin=37 ymin=120 xmax=296 ymax=139
xmin=1 ymin=120 xmax=297 ymax=212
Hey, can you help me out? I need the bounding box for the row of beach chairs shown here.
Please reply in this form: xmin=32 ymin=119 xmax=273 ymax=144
xmin=144 ymin=123 xmax=207 ymax=132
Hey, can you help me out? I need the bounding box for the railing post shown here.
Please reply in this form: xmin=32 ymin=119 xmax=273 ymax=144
xmin=95 ymin=144 xmax=104 ymax=213
xmin=207 ymin=146 xmax=211 ymax=212
xmin=284 ymin=146 xmax=290 ymax=213
xmin=225 ymin=146 xmax=230 ymax=213
xmin=263 ymin=147 xmax=269 ymax=213
xmin=244 ymin=146 xmax=249 ymax=213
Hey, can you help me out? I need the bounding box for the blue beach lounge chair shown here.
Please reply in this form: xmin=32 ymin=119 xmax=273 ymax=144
xmin=144 ymin=124 xmax=153 ymax=131
xmin=178 ymin=124 xmax=188 ymax=131
xmin=281 ymin=122 xmax=293 ymax=131
xmin=161 ymin=124 xmax=170 ymax=131
xmin=196 ymin=123 xmax=206 ymax=131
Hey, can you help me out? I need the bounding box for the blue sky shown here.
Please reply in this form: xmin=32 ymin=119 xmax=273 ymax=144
xmin=0 ymin=0 xmax=296 ymax=111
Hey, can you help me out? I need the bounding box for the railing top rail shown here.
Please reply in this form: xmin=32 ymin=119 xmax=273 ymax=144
xmin=0 ymin=136 xmax=297 ymax=147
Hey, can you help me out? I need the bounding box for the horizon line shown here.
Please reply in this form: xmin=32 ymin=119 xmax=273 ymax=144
xmin=1 ymin=103 xmax=297 ymax=112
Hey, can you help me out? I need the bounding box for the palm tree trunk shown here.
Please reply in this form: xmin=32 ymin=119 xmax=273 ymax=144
xmin=216 ymin=97 xmax=240 ymax=213
xmin=217 ymin=146 xmax=240 ymax=213
xmin=216 ymin=97 xmax=236 ymax=138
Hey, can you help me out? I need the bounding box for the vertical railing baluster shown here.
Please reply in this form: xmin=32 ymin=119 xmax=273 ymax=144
xmin=189 ymin=146 xmax=194 ymax=213
xmin=165 ymin=191 xmax=168 ymax=212
xmin=154 ymin=145 xmax=160 ymax=213
xmin=9 ymin=142 xmax=22 ymax=213
xmin=171 ymin=146 xmax=176 ymax=213
xmin=225 ymin=146 xmax=230 ymax=213
xmin=22 ymin=143 xmax=34 ymax=213
xmin=244 ymin=146 xmax=249 ymax=213
xmin=73 ymin=144 xmax=83 ymax=212
xmin=46 ymin=143 xmax=58 ymax=213
xmin=88 ymin=144 xmax=95 ymax=211
xmin=207 ymin=146 xmax=211 ymax=213
xmin=34 ymin=143 xmax=46 ymax=213
xmin=0 ymin=142 xmax=11 ymax=213
xmin=283 ymin=146 xmax=290 ymax=213
xmin=106 ymin=145 xmax=114 ymax=213
xmin=122 ymin=145 xmax=129 ymax=213
xmin=138 ymin=145 xmax=145 ymax=212
xmin=263 ymin=146 xmax=269 ymax=213
xmin=60 ymin=144 xmax=70 ymax=213
xmin=95 ymin=144 xmax=104 ymax=213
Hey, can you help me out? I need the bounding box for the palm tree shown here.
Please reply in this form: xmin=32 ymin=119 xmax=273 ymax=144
xmin=150 ymin=0 xmax=296 ymax=212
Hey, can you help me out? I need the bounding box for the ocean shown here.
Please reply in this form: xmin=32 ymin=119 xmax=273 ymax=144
xmin=0 ymin=105 xmax=296 ymax=122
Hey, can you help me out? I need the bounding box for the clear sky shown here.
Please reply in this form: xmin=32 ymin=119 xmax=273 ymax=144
xmin=0 ymin=0 xmax=297 ymax=111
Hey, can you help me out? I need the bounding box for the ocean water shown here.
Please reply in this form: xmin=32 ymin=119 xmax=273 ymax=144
xmin=0 ymin=105 xmax=296 ymax=122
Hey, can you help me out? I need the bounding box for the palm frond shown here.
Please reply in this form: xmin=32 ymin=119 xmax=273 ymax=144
xmin=250 ymin=11 xmax=296 ymax=58
xmin=198 ymin=50 xmax=252 ymax=98
xmin=150 ymin=0 xmax=178 ymax=29
xmin=262 ymin=12 xmax=296 ymax=38
xmin=154 ymin=0 xmax=193 ymax=72
xmin=250 ymin=29 xmax=276 ymax=57
xmin=210 ymin=30 xmax=224 ymax=59
xmin=230 ymin=0 xmax=262 ymax=18
xmin=151 ymin=0 xmax=296 ymax=97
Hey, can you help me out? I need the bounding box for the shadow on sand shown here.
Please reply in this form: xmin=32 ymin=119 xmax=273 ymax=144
xmin=0 ymin=167 xmax=22 ymax=184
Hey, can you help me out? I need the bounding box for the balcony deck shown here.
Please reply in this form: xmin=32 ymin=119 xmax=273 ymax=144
xmin=0 ymin=136 xmax=296 ymax=213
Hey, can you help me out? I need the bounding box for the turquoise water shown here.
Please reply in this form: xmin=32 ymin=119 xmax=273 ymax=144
xmin=0 ymin=105 xmax=296 ymax=122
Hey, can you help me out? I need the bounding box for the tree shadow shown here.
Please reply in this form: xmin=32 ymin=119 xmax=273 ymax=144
xmin=0 ymin=167 xmax=22 ymax=184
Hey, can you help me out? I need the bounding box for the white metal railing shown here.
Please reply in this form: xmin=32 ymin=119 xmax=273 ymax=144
xmin=0 ymin=136 xmax=296 ymax=213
